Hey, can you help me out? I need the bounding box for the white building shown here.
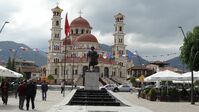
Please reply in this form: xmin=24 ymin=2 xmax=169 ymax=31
xmin=46 ymin=5 xmax=133 ymax=84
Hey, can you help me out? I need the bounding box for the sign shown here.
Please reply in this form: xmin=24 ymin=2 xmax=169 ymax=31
xmin=139 ymin=75 xmax=145 ymax=84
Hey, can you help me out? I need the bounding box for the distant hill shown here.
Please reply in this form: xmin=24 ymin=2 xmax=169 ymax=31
xmin=1 ymin=41 xmax=184 ymax=69
xmin=0 ymin=41 xmax=47 ymax=67
xmin=100 ymin=44 xmax=149 ymax=65
xmin=166 ymin=56 xmax=189 ymax=72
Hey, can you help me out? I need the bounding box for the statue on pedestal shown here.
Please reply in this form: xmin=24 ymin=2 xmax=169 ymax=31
xmin=87 ymin=46 xmax=99 ymax=71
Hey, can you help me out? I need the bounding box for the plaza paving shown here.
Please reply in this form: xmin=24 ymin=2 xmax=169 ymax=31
xmin=0 ymin=89 xmax=199 ymax=112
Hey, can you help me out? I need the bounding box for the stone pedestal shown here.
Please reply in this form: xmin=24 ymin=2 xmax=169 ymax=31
xmin=85 ymin=71 xmax=99 ymax=90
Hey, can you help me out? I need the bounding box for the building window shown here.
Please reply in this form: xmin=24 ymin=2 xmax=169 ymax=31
xmin=119 ymin=26 xmax=122 ymax=31
xmin=86 ymin=30 xmax=89 ymax=33
xmin=56 ymin=21 xmax=59 ymax=26
xmin=54 ymin=58 xmax=59 ymax=63
xmin=76 ymin=29 xmax=78 ymax=34
xmin=55 ymin=68 xmax=57 ymax=75
xmin=71 ymin=30 xmax=73 ymax=34
xmin=55 ymin=34 xmax=59 ymax=38
xmin=81 ymin=29 xmax=84 ymax=34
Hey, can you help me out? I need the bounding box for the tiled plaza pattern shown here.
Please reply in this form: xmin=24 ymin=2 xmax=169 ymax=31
xmin=0 ymin=90 xmax=199 ymax=112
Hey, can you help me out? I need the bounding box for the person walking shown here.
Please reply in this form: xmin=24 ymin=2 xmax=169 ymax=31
xmin=60 ymin=80 xmax=65 ymax=94
xmin=25 ymin=79 xmax=37 ymax=110
xmin=15 ymin=81 xmax=26 ymax=110
xmin=41 ymin=81 xmax=48 ymax=101
xmin=0 ymin=78 xmax=9 ymax=105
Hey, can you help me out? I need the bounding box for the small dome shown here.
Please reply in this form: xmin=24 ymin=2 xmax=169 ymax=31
xmin=70 ymin=16 xmax=91 ymax=28
xmin=75 ymin=34 xmax=98 ymax=43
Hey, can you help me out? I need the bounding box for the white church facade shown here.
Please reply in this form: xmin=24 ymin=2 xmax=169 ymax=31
xmin=46 ymin=5 xmax=133 ymax=84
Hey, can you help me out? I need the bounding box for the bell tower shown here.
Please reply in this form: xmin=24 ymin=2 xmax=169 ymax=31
xmin=47 ymin=5 xmax=63 ymax=77
xmin=112 ymin=13 xmax=127 ymax=78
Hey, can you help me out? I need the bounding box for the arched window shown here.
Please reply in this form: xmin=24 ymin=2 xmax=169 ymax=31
xmin=56 ymin=21 xmax=59 ymax=26
xmin=81 ymin=29 xmax=84 ymax=34
xmin=75 ymin=29 xmax=78 ymax=34
xmin=119 ymin=26 xmax=122 ymax=31
xmin=55 ymin=68 xmax=57 ymax=75
xmin=71 ymin=30 xmax=73 ymax=34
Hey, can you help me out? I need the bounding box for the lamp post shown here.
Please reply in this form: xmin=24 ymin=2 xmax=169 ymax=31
xmin=190 ymin=49 xmax=199 ymax=104
xmin=0 ymin=21 xmax=9 ymax=33
xmin=178 ymin=26 xmax=186 ymax=73
xmin=178 ymin=26 xmax=186 ymax=39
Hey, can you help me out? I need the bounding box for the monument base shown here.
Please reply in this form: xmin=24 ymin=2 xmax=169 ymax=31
xmin=85 ymin=71 xmax=99 ymax=90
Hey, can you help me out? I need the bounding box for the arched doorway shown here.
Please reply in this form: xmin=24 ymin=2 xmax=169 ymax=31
xmin=104 ymin=67 xmax=109 ymax=78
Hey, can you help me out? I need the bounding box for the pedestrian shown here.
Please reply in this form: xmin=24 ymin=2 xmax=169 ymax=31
xmin=0 ymin=78 xmax=9 ymax=105
xmin=15 ymin=81 xmax=26 ymax=110
xmin=41 ymin=81 xmax=48 ymax=101
xmin=60 ymin=80 xmax=65 ymax=94
xmin=25 ymin=79 xmax=37 ymax=110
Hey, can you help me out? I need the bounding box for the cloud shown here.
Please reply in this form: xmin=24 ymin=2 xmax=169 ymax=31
xmin=1 ymin=0 xmax=199 ymax=61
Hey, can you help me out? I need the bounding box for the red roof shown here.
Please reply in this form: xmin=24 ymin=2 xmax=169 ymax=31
xmin=70 ymin=16 xmax=91 ymax=28
xmin=75 ymin=34 xmax=98 ymax=43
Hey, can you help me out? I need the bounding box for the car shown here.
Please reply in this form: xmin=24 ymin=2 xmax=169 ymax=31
xmin=99 ymin=84 xmax=118 ymax=92
xmin=118 ymin=84 xmax=132 ymax=92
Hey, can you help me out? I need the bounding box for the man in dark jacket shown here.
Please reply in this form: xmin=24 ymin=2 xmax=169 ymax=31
xmin=0 ymin=79 xmax=9 ymax=105
xmin=16 ymin=81 xmax=26 ymax=110
xmin=25 ymin=79 xmax=36 ymax=110
xmin=41 ymin=81 xmax=48 ymax=101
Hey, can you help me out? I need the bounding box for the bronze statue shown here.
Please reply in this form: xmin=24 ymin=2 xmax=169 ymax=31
xmin=87 ymin=46 xmax=99 ymax=71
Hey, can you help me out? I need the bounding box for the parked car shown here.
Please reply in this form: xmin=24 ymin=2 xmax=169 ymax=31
xmin=118 ymin=84 xmax=132 ymax=92
xmin=100 ymin=84 xmax=118 ymax=92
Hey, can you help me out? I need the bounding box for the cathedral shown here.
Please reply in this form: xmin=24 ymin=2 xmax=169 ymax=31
xmin=46 ymin=5 xmax=133 ymax=84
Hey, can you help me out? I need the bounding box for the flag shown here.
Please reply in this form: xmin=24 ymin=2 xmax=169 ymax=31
xmin=20 ymin=47 xmax=28 ymax=51
xmin=9 ymin=49 xmax=16 ymax=52
xmin=65 ymin=13 xmax=70 ymax=36
xmin=33 ymin=48 xmax=39 ymax=52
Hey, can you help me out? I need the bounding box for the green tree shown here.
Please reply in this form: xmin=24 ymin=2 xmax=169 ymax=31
xmin=6 ymin=57 xmax=12 ymax=69
xmin=130 ymin=76 xmax=136 ymax=87
xmin=48 ymin=75 xmax=54 ymax=80
xmin=11 ymin=58 xmax=16 ymax=71
xmin=180 ymin=26 xmax=199 ymax=71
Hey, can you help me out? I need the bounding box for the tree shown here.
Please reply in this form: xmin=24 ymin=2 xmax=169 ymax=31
xmin=47 ymin=75 xmax=54 ymax=80
xmin=6 ymin=57 xmax=12 ymax=69
xmin=180 ymin=26 xmax=199 ymax=71
xmin=11 ymin=58 xmax=16 ymax=71
xmin=130 ymin=76 xmax=136 ymax=87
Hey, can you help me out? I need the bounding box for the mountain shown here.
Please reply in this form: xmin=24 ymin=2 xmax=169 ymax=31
xmin=166 ymin=56 xmax=189 ymax=72
xmin=100 ymin=44 xmax=149 ymax=65
xmin=0 ymin=41 xmax=47 ymax=67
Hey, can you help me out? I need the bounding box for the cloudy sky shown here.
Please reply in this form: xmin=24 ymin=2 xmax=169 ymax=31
xmin=0 ymin=0 xmax=199 ymax=61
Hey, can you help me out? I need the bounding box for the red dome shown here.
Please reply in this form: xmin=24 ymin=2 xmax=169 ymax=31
xmin=70 ymin=16 xmax=91 ymax=28
xmin=75 ymin=34 xmax=98 ymax=43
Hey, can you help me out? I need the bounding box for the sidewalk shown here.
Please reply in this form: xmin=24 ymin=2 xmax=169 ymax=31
xmin=0 ymin=90 xmax=70 ymax=112
xmin=117 ymin=92 xmax=199 ymax=112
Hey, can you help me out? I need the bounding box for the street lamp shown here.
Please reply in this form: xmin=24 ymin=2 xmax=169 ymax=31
xmin=190 ymin=48 xmax=199 ymax=104
xmin=178 ymin=26 xmax=186 ymax=39
xmin=178 ymin=26 xmax=186 ymax=73
xmin=0 ymin=21 xmax=9 ymax=33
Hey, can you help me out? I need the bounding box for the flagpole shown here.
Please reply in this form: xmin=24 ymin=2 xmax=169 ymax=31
xmin=63 ymin=12 xmax=70 ymax=96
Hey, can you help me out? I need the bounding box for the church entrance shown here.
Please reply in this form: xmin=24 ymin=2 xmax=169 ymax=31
xmin=104 ymin=67 xmax=109 ymax=78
